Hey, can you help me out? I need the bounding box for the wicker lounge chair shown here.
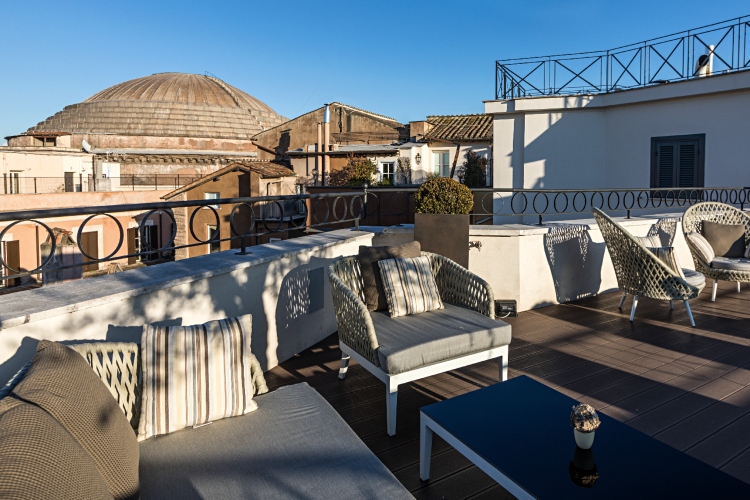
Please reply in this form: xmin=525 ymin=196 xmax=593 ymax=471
xmin=592 ymin=208 xmax=705 ymax=326
xmin=682 ymin=202 xmax=750 ymax=301
xmin=329 ymin=251 xmax=511 ymax=436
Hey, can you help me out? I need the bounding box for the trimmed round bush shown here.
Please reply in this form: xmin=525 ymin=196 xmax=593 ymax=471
xmin=414 ymin=177 xmax=474 ymax=215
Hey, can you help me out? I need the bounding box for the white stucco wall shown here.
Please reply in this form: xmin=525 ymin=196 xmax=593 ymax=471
xmin=486 ymin=70 xmax=750 ymax=190
xmin=0 ymin=230 xmax=373 ymax=384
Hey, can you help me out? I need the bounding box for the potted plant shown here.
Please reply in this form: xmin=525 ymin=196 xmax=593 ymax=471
xmin=570 ymin=403 xmax=601 ymax=449
xmin=413 ymin=176 xmax=474 ymax=267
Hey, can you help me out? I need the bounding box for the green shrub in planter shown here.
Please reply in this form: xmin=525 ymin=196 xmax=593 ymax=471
xmin=414 ymin=177 xmax=474 ymax=215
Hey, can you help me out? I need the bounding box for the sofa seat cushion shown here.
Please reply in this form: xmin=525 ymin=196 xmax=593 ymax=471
xmin=682 ymin=269 xmax=706 ymax=288
xmin=711 ymin=257 xmax=750 ymax=272
xmin=139 ymin=383 xmax=412 ymax=500
xmin=371 ymin=303 xmax=512 ymax=375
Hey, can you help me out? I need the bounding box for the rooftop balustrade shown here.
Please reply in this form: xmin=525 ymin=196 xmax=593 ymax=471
xmin=496 ymin=15 xmax=750 ymax=99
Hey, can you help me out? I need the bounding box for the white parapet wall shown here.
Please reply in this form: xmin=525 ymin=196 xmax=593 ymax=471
xmin=370 ymin=213 xmax=695 ymax=312
xmin=0 ymin=230 xmax=373 ymax=384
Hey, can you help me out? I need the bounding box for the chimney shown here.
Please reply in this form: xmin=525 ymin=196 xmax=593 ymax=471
xmin=409 ymin=120 xmax=432 ymax=141
xmin=323 ymin=104 xmax=331 ymax=186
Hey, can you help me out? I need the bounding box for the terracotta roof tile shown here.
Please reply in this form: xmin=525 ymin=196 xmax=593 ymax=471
xmin=423 ymin=114 xmax=492 ymax=142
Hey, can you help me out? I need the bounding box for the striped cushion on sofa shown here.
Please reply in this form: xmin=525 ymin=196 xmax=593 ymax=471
xmin=647 ymin=246 xmax=686 ymax=280
xmin=378 ymin=255 xmax=443 ymax=318
xmin=138 ymin=315 xmax=257 ymax=441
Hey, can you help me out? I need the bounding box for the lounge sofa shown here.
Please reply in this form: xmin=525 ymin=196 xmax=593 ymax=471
xmin=1 ymin=341 xmax=413 ymax=500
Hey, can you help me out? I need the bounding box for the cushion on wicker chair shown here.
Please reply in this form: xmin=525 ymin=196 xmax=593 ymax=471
xmin=687 ymin=231 xmax=715 ymax=263
xmin=711 ymin=257 xmax=750 ymax=272
xmin=634 ymin=235 xmax=662 ymax=247
xmin=139 ymin=315 xmax=257 ymax=441
xmin=682 ymin=269 xmax=707 ymax=288
xmin=12 ymin=341 xmax=139 ymax=500
xmin=646 ymin=246 xmax=686 ymax=280
xmin=358 ymin=242 xmax=422 ymax=311
xmin=372 ymin=304 xmax=511 ymax=374
xmin=378 ymin=255 xmax=443 ymax=318
xmin=0 ymin=397 xmax=115 ymax=500
xmin=702 ymin=221 xmax=746 ymax=258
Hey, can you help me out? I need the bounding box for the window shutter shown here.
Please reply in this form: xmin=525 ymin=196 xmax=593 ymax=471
xmin=127 ymin=228 xmax=137 ymax=265
xmin=656 ymin=142 xmax=676 ymax=188
xmin=677 ymin=141 xmax=698 ymax=187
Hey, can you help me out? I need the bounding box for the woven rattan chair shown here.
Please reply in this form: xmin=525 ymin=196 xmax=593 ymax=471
xmin=682 ymin=202 xmax=750 ymax=302
xmin=592 ymin=208 xmax=705 ymax=326
xmin=329 ymin=251 xmax=511 ymax=435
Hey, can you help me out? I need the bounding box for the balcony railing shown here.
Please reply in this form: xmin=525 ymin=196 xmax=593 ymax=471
xmin=495 ymin=15 xmax=750 ymax=99
xmin=1 ymin=175 xmax=202 ymax=194
xmin=1 ymin=186 xmax=748 ymax=284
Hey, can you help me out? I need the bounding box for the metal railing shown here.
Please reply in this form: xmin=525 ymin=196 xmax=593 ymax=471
xmin=469 ymin=186 xmax=750 ymax=225
xmin=1 ymin=185 xmax=748 ymax=284
xmin=1 ymin=175 xmax=202 ymax=194
xmin=496 ymin=15 xmax=750 ymax=99
xmin=0 ymin=191 xmax=369 ymax=283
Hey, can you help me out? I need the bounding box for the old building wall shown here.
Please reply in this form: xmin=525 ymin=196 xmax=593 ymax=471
xmin=253 ymin=104 xmax=405 ymax=159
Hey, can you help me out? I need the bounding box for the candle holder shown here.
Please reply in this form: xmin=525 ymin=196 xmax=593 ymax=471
xmin=570 ymin=403 xmax=600 ymax=449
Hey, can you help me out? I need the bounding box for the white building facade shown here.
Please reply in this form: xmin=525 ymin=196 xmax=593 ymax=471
xmin=485 ymin=70 xmax=750 ymax=191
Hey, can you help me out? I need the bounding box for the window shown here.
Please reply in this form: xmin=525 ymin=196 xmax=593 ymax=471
xmin=33 ymin=137 xmax=56 ymax=147
xmin=380 ymin=162 xmax=395 ymax=183
xmin=433 ymin=151 xmax=451 ymax=177
xmin=207 ymin=225 xmax=221 ymax=253
xmin=205 ymin=192 xmax=220 ymax=209
xmin=651 ymin=135 xmax=705 ymax=189
xmin=8 ymin=172 xmax=20 ymax=194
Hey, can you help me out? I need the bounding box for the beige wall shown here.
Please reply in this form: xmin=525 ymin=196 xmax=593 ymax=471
xmin=487 ymin=70 xmax=750 ymax=190
xmin=0 ymin=149 xmax=94 ymax=191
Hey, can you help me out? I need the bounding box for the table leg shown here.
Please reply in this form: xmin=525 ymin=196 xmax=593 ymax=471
xmin=420 ymin=414 xmax=433 ymax=481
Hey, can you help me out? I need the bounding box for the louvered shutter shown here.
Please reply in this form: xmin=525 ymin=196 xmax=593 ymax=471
xmin=651 ymin=135 xmax=704 ymax=188
xmin=656 ymin=142 xmax=676 ymax=188
xmin=677 ymin=140 xmax=698 ymax=187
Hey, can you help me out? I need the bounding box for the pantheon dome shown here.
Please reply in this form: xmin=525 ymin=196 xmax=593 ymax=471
xmin=21 ymin=73 xmax=287 ymax=148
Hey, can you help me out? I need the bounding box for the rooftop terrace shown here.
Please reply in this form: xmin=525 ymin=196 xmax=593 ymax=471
xmin=268 ymin=280 xmax=750 ymax=497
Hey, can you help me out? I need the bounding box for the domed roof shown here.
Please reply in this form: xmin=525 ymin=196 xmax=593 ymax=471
xmin=26 ymin=73 xmax=287 ymax=140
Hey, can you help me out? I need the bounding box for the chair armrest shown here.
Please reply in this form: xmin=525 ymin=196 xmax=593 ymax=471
xmin=426 ymin=252 xmax=495 ymax=319
xmin=328 ymin=264 xmax=380 ymax=366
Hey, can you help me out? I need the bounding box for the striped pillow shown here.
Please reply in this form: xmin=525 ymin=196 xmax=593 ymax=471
xmin=687 ymin=231 xmax=715 ymax=264
xmin=647 ymin=246 xmax=686 ymax=280
xmin=378 ymin=255 xmax=443 ymax=318
xmin=634 ymin=234 xmax=661 ymax=248
xmin=138 ymin=315 xmax=257 ymax=441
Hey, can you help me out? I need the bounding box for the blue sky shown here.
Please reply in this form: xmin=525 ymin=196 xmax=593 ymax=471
xmin=1 ymin=1 xmax=747 ymax=143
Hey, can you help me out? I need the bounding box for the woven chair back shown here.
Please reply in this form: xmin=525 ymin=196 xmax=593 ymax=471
xmin=592 ymin=208 xmax=699 ymax=300
xmin=682 ymin=202 xmax=750 ymax=241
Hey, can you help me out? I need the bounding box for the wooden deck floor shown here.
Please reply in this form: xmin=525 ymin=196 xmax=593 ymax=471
xmin=266 ymin=281 xmax=750 ymax=498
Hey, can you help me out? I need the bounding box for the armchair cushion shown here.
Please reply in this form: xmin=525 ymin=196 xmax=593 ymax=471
xmin=687 ymin=231 xmax=715 ymax=263
xmin=702 ymin=221 xmax=746 ymax=258
xmin=646 ymin=246 xmax=686 ymax=280
xmin=371 ymin=304 xmax=512 ymax=375
xmin=682 ymin=269 xmax=706 ymax=288
xmin=711 ymin=257 xmax=750 ymax=272
xmin=378 ymin=255 xmax=443 ymax=318
xmin=358 ymin=241 xmax=422 ymax=311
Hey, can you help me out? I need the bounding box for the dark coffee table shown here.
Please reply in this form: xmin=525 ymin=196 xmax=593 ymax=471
xmin=420 ymin=376 xmax=750 ymax=499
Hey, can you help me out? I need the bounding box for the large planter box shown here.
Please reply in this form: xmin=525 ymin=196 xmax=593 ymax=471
xmin=414 ymin=213 xmax=469 ymax=268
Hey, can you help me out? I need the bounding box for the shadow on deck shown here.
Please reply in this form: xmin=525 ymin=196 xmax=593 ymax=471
xmin=267 ymin=280 xmax=750 ymax=498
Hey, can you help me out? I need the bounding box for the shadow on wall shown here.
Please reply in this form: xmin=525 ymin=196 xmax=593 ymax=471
xmin=544 ymin=225 xmax=607 ymax=304
xmin=0 ymin=247 xmax=342 ymax=384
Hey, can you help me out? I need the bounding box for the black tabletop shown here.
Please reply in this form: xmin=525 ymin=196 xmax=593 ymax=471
xmin=421 ymin=376 xmax=750 ymax=499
